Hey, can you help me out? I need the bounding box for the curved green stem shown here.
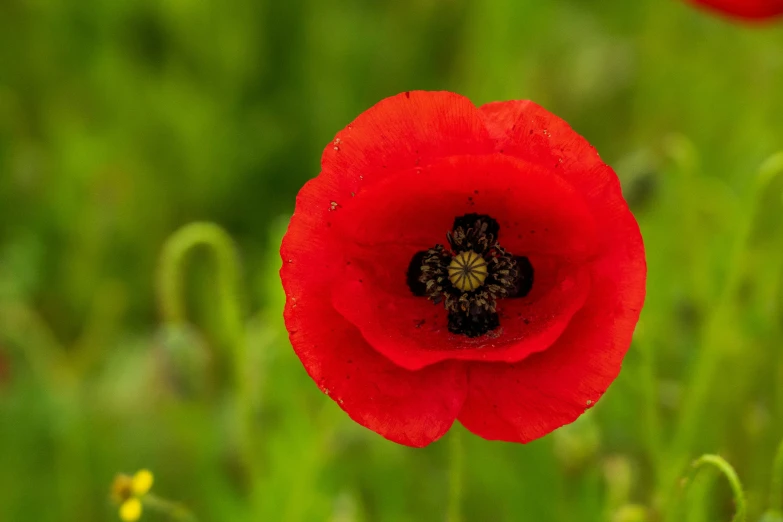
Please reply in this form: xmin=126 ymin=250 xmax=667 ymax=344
xmin=447 ymin=429 xmax=464 ymax=522
xmin=144 ymin=493 xmax=199 ymax=522
xmin=157 ymin=222 xmax=244 ymax=338
xmin=156 ymin=221 xmax=249 ymax=401
xmin=677 ymin=455 xmax=747 ymax=522
xmin=156 ymin=222 xmax=258 ymax=499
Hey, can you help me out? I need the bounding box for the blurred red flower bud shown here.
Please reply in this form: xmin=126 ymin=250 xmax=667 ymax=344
xmin=689 ymin=0 xmax=783 ymax=20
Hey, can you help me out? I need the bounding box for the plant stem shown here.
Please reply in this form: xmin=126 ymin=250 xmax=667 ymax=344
xmin=157 ymin=222 xmax=244 ymax=340
xmin=677 ymin=455 xmax=747 ymax=522
xmin=447 ymin=428 xmax=464 ymax=522
xmin=145 ymin=494 xmax=199 ymax=522
xmin=156 ymin=222 xmax=259 ymax=505
xmin=639 ymin=336 xmax=662 ymax=469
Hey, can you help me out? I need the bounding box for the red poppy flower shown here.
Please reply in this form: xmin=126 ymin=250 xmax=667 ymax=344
xmin=688 ymin=0 xmax=783 ymax=19
xmin=280 ymin=91 xmax=646 ymax=447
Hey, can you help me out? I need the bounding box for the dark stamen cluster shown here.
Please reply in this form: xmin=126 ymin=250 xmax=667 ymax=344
xmin=407 ymin=213 xmax=534 ymax=337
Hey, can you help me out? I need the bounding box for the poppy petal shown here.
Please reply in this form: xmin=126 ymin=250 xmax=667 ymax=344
xmin=457 ymin=210 xmax=645 ymax=442
xmin=480 ymin=100 xmax=617 ymax=212
xmin=333 ymin=258 xmax=590 ymax=370
xmin=331 ymin=154 xmax=598 ymax=260
xmin=329 ymin=154 xmax=596 ymax=370
xmin=456 ymin=101 xmax=646 ymax=442
xmin=321 ymin=90 xmax=494 ymax=200
xmin=282 ymin=173 xmax=469 ymax=447
xmin=480 ymin=100 xmax=634 ymax=256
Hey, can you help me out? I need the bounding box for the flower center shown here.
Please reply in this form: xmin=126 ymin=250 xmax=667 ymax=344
xmin=448 ymin=251 xmax=488 ymax=292
xmin=406 ymin=213 xmax=534 ymax=338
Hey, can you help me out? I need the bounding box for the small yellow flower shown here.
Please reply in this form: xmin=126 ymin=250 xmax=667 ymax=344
xmin=111 ymin=469 xmax=155 ymax=521
xmin=119 ymin=498 xmax=143 ymax=521
xmin=131 ymin=470 xmax=154 ymax=496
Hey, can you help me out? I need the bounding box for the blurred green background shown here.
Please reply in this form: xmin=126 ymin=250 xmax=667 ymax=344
xmin=2 ymin=0 xmax=783 ymax=521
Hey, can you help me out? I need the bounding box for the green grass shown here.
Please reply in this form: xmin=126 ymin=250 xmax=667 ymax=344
xmin=2 ymin=0 xmax=783 ymax=520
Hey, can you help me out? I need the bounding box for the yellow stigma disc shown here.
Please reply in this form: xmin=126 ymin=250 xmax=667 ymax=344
xmin=448 ymin=251 xmax=488 ymax=292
